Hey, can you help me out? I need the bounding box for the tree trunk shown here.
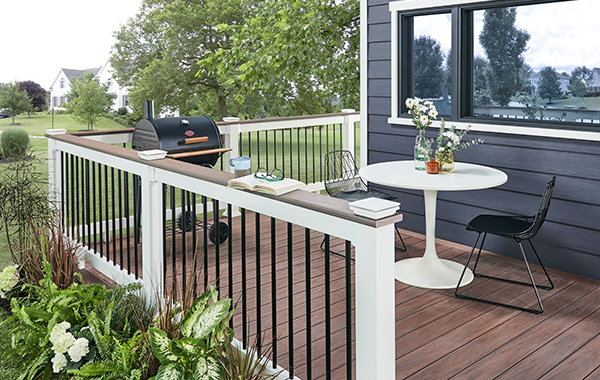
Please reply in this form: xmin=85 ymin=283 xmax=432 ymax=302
xmin=217 ymin=93 xmax=228 ymax=121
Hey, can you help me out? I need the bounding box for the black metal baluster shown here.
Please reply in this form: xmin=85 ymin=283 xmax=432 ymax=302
xmin=92 ymin=161 xmax=97 ymax=254
xmin=346 ymin=240 xmax=352 ymax=380
xmin=319 ymin=126 xmax=323 ymax=182
xmin=133 ymin=175 xmax=140 ymax=277
xmin=257 ymin=132 xmax=261 ymax=169
xmin=203 ymin=196 xmax=209 ymax=289
xmin=274 ymin=129 xmax=278 ymax=172
xmin=98 ymin=163 xmax=104 ymax=259
xmin=228 ymin=203 xmax=233 ymax=328
xmin=241 ymin=208 xmax=247 ymax=349
xmin=255 ymin=212 xmax=262 ymax=349
xmin=170 ymin=185 xmax=177 ymax=300
xmin=289 ymin=128 xmax=293 ymax=179
xmin=265 ymin=130 xmax=269 ymax=170
xmin=60 ymin=152 xmax=65 ymax=231
xmin=124 ymin=171 xmax=131 ymax=275
xmin=74 ymin=157 xmax=79 ymax=240
xmin=104 ymin=165 xmax=110 ymax=262
xmin=77 ymin=157 xmax=82 ymax=242
xmin=214 ymin=199 xmax=220 ymax=293
xmin=111 ymin=167 xmax=117 ymax=266
xmin=304 ymin=127 xmax=308 ymax=184
xmin=296 ymin=128 xmax=300 ymax=180
xmin=312 ymin=126 xmax=316 ymax=184
xmin=181 ymin=189 xmax=187 ymax=293
xmin=118 ymin=169 xmax=124 ymax=268
xmin=271 ymin=217 xmax=277 ymax=368
xmin=287 ymin=222 xmax=294 ymax=379
xmin=325 ymin=234 xmax=332 ymax=379
xmin=85 ymin=159 xmax=91 ymax=248
xmin=305 ymin=228 xmax=312 ymax=380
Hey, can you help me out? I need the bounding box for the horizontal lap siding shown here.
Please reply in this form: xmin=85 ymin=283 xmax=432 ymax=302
xmin=366 ymin=0 xmax=600 ymax=280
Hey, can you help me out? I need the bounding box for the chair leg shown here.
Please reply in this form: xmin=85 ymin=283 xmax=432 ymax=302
xmin=320 ymin=235 xmax=354 ymax=261
xmin=395 ymin=226 xmax=407 ymax=252
xmin=455 ymin=234 xmax=548 ymax=314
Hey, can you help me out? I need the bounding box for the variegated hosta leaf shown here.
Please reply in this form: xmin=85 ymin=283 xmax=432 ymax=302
xmin=155 ymin=362 xmax=186 ymax=380
xmin=191 ymin=299 xmax=231 ymax=340
xmin=175 ymin=338 xmax=203 ymax=356
xmin=192 ymin=356 xmax=222 ymax=380
xmin=181 ymin=288 xmax=216 ymax=337
xmin=149 ymin=328 xmax=179 ymax=363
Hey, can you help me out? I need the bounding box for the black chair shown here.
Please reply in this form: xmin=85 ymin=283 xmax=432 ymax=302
xmin=320 ymin=150 xmax=406 ymax=256
xmin=455 ymin=176 xmax=556 ymax=314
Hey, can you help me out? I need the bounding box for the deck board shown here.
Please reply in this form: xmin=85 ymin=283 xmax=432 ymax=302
xmin=81 ymin=212 xmax=600 ymax=379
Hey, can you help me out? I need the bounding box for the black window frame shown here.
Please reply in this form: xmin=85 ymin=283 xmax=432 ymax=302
xmin=395 ymin=0 xmax=598 ymax=133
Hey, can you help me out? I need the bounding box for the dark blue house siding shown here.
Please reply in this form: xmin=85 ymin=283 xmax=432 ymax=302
xmin=366 ymin=0 xmax=600 ymax=280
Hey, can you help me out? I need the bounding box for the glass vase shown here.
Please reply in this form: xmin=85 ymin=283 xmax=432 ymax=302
xmin=414 ymin=130 xmax=430 ymax=171
xmin=436 ymin=150 xmax=455 ymax=173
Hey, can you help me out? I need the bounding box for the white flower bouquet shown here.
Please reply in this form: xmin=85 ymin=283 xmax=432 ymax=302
xmin=405 ymin=97 xmax=438 ymax=131
xmin=435 ymin=120 xmax=484 ymax=171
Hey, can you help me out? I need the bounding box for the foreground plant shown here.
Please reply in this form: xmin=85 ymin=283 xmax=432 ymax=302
xmin=148 ymin=286 xmax=234 ymax=380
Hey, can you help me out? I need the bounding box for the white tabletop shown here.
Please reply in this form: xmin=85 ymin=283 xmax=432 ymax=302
xmin=359 ymin=161 xmax=507 ymax=192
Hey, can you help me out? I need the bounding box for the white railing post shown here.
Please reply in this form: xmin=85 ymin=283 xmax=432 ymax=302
xmin=341 ymin=109 xmax=356 ymax=154
xmin=353 ymin=222 xmax=396 ymax=380
xmin=46 ymin=129 xmax=67 ymax=208
xmin=140 ymin=165 xmax=164 ymax=301
xmin=222 ymin=117 xmax=241 ymax=174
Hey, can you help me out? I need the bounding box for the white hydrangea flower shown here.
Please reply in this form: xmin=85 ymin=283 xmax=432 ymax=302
xmin=50 ymin=322 xmax=71 ymax=345
xmin=52 ymin=331 xmax=76 ymax=354
xmin=52 ymin=352 xmax=68 ymax=373
xmin=0 ymin=265 xmax=19 ymax=298
xmin=68 ymin=337 xmax=89 ymax=362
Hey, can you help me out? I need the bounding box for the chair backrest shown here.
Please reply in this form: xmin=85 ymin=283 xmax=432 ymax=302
xmin=518 ymin=176 xmax=556 ymax=241
xmin=323 ymin=150 xmax=367 ymax=197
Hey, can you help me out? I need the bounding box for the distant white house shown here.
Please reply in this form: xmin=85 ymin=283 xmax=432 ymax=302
xmin=49 ymin=61 xmax=129 ymax=112
xmin=591 ymin=68 xmax=600 ymax=93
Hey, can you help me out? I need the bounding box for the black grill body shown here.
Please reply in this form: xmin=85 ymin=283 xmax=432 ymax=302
xmin=132 ymin=115 xmax=223 ymax=167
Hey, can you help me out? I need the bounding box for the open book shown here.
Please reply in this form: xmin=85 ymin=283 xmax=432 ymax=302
xmin=227 ymin=174 xmax=305 ymax=195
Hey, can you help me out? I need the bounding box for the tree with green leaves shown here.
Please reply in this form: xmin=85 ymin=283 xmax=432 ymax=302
xmin=66 ymin=72 xmax=116 ymax=130
xmin=537 ymin=66 xmax=562 ymax=104
xmin=0 ymin=82 xmax=32 ymax=125
xmin=568 ymin=66 xmax=593 ymax=108
xmin=479 ymin=7 xmax=530 ymax=106
xmin=110 ymin=0 xmax=253 ymax=121
xmin=199 ymin=0 xmax=359 ymax=115
xmin=413 ymin=36 xmax=445 ymax=99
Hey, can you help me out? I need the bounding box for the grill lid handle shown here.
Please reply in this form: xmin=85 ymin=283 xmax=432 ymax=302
xmin=178 ymin=136 xmax=209 ymax=145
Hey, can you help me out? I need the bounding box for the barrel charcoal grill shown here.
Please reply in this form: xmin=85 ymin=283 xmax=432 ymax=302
xmin=132 ymin=101 xmax=231 ymax=244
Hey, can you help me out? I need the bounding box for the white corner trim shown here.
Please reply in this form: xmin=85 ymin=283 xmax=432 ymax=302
xmin=387 ymin=117 xmax=600 ymax=141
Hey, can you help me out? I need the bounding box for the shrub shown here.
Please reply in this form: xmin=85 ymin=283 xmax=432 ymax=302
xmin=0 ymin=127 xmax=30 ymax=159
xmin=117 ymin=107 xmax=129 ymax=116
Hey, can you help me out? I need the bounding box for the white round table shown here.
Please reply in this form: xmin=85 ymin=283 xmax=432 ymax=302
xmin=359 ymin=161 xmax=508 ymax=289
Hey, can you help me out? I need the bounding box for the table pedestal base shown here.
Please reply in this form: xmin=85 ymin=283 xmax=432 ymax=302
xmin=394 ymin=258 xmax=473 ymax=289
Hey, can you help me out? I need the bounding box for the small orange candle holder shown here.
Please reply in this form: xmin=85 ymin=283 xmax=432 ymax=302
xmin=426 ymin=159 xmax=439 ymax=174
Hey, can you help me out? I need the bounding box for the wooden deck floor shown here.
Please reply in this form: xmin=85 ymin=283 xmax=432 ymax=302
xmin=82 ymin=214 xmax=600 ymax=380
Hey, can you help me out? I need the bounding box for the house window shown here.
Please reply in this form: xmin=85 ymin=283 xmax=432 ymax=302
xmin=60 ymin=78 xmax=65 ymax=89
xmin=52 ymin=97 xmax=58 ymax=108
xmin=107 ymin=79 xmax=112 ymax=88
xmin=123 ymin=95 xmax=129 ymax=106
xmin=390 ymin=0 xmax=600 ymax=131
xmin=59 ymin=97 xmax=66 ymax=106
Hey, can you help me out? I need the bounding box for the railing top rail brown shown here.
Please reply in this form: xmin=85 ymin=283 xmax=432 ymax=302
xmin=47 ymin=132 xmax=400 ymax=229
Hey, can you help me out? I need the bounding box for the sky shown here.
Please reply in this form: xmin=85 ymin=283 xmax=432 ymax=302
xmin=0 ymin=0 xmax=142 ymax=90
xmin=414 ymin=0 xmax=600 ymax=74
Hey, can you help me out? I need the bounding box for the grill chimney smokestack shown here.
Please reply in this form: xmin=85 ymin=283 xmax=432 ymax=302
xmin=144 ymin=100 xmax=154 ymax=120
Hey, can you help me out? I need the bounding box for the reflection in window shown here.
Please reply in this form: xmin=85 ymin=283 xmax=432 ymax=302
xmin=413 ymin=13 xmax=452 ymax=116
xmin=396 ymin=0 xmax=600 ymax=128
xmin=471 ymin=1 xmax=599 ymax=124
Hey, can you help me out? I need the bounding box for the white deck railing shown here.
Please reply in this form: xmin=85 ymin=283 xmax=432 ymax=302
xmin=46 ymin=111 xmax=398 ymax=380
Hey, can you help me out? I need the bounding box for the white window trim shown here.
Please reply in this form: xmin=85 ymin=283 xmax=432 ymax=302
xmin=387 ymin=0 xmax=600 ymax=142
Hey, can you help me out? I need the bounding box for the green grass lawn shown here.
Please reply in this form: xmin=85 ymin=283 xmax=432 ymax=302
xmin=546 ymin=96 xmax=600 ymax=110
xmin=0 ymin=113 xmax=127 ymax=269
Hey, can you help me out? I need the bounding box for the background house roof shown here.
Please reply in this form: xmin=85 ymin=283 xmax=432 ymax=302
xmin=62 ymin=67 xmax=101 ymax=83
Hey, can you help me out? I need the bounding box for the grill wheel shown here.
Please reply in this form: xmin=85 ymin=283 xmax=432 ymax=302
xmin=177 ymin=211 xmax=228 ymax=244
